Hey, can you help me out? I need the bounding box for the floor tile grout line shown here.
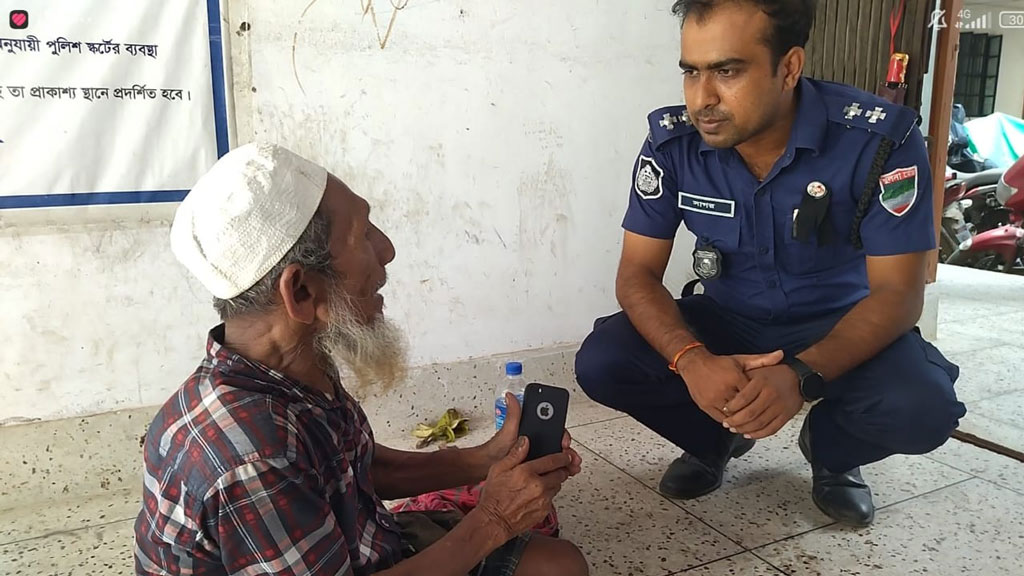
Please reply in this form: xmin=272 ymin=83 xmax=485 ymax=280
xmin=748 ymin=549 xmax=794 ymax=575
xmin=922 ymin=453 xmax=1024 ymax=497
xmin=965 ymin=474 xmax=1024 ymax=497
xmin=746 ymin=476 xmax=979 ymax=556
xmin=938 ymin=344 xmax=1021 ymax=357
xmin=0 ymin=516 xmax=135 ymax=548
xmin=874 ymin=475 xmax=978 ymax=514
xmin=661 ymin=549 xmax=757 ymax=575
xmin=961 ymin=410 xmax=1024 ymax=432
xmin=898 ymin=448 xmax=989 ymax=478
xmin=570 ymin=436 xmax=749 ymax=554
xmin=746 ymin=521 xmax=837 ymax=555
xmin=567 ymin=414 xmax=628 ymax=430
xmin=937 ymin=314 xmax=1023 ymax=326
xmin=921 ymin=454 xmax=986 ymax=485
xmin=963 ymin=390 xmax=1024 ymax=406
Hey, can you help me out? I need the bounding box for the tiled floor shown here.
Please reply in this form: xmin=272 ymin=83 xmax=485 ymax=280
xmin=3 ymin=409 xmax=1022 ymax=575
xmin=932 ymin=264 xmax=1024 ymax=454
xmin=2 ymin=264 xmax=1022 ymax=575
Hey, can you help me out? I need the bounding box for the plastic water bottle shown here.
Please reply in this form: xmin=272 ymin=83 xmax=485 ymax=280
xmin=495 ymin=361 xmax=527 ymax=430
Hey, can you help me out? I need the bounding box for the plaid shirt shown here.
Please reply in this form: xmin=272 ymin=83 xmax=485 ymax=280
xmin=135 ymin=326 xmax=403 ymax=575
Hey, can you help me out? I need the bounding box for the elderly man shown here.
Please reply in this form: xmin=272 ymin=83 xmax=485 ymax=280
xmin=134 ymin=143 xmax=589 ymax=576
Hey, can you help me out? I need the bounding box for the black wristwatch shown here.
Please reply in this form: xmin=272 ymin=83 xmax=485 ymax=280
xmin=785 ymin=356 xmax=826 ymax=402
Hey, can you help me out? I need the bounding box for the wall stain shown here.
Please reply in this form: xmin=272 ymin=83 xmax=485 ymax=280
xmin=517 ymin=155 xmax=572 ymax=260
xmin=493 ymin=227 xmax=507 ymax=249
xmin=292 ymin=32 xmax=306 ymax=97
xmin=361 ymin=0 xmax=411 ymax=50
xmin=292 ymin=0 xmax=411 ymax=95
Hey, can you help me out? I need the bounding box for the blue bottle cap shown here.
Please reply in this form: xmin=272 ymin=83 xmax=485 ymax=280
xmin=505 ymin=361 xmax=523 ymax=376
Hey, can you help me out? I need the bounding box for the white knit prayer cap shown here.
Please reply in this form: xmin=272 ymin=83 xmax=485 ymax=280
xmin=171 ymin=142 xmax=329 ymax=299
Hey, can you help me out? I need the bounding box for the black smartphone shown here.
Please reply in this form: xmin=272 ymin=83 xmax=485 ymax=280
xmin=517 ymin=382 xmax=570 ymax=461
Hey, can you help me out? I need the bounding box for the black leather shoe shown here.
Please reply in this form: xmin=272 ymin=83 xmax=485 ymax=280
xmin=658 ymin=436 xmax=755 ymax=499
xmin=799 ymin=417 xmax=875 ymax=527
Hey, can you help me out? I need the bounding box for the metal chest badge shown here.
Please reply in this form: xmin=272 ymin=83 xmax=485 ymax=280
xmin=692 ymin=245 xmax=722 ymax=280
xmin=806 ymin=181 xmax=828 ymax=199
xmin=794 ymin=180 xmax=834 ymax=244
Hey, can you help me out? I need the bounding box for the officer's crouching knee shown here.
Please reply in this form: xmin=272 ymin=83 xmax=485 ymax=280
xmin=894 ymin=386 xmax=966 ymax=455
xmin=574 ymin=332 xmax=612 ymax=405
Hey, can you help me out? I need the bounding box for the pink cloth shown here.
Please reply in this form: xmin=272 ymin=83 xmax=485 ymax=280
xmin=389 ymin=481 xmax=560 ymax=537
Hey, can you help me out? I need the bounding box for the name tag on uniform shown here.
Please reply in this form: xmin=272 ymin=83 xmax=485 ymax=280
xmin=678 ymin=192 xmax=735 ymax=218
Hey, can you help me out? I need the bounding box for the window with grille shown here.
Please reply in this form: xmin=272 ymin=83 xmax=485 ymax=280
xmin=954 ymin=32 xmax=1003 ymax=117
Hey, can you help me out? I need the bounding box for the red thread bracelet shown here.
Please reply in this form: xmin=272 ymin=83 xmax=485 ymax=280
xmin=669 ymin=342 xmax=705 ymax=373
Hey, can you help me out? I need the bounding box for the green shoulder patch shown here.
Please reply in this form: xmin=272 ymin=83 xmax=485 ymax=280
xmin=878 ymin=166 xmax=918 ymax=216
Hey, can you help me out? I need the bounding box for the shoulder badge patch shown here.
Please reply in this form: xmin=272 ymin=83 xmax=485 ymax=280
xmin=635 ymin=156 xmax=664 ymax=200
xmin=822 ymin=84 xmax=919 ymax=146
xmin=878 ymin=166 xmax=918 ymax=216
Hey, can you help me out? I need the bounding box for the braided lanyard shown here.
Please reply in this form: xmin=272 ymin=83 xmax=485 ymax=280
xmin=851 ymin=138 xmax=896 ymax=250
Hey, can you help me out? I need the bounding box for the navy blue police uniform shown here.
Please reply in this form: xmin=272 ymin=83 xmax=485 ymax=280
xmin=575 ymin=77 xmax=967 ymax=475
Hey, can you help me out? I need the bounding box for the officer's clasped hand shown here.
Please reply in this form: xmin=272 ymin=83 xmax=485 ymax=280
xmin=677 ymin=349 xmax=784 ymax=424
xmin=721 ymin=363 xmax=803 ymax=440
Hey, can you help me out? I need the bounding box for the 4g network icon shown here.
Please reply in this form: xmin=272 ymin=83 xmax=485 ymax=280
xmin=930 ymin=8 xmax=1024 ymax=30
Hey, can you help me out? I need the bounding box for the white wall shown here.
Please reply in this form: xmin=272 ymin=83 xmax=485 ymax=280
xmin=993 ymin=28 xmax=1024 ymax=117
xmin=0 ymin=206 xmax=218 ymax=424
xmin=0 ymin=1 xmax=695 ymax=423
xmin=229 ymin=4 xmax=696 ymax=363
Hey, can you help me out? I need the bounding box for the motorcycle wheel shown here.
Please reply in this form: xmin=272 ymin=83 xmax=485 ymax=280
xmin=975 ymin=253 xmax=1007 ymax=272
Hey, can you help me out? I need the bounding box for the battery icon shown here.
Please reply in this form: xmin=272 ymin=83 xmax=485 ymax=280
xmin=1000 ymin=11 xmax=1024 ymax=28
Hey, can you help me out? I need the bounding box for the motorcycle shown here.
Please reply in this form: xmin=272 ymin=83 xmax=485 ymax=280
xmin=939 ymin=167 xmax=1010 ymax=262
xmin=947 ymin=103 xmax=1000 ymax=174
xmin=947 ymin=155 xmax=1024 ymax=273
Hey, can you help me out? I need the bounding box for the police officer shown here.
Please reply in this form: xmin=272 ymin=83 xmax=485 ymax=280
xmin=574 ymin=0 xmax=966 ymax=527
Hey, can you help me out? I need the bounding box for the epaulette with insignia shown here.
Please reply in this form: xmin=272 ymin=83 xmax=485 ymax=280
xmin=819 ymin=81 xmax=919 ymax=146
xmin=647 ymin=105 xmax=697 ymax=149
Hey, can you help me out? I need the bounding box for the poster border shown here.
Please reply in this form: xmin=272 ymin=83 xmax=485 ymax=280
xmin=0 ymin=0 xmax=231 ymax=210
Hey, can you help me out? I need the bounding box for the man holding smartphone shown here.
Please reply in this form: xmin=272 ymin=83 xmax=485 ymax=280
xmin=136 ymin=143 xmax=588 ymax=576
xmin=574 ymin=0 xmax=966 ymax=527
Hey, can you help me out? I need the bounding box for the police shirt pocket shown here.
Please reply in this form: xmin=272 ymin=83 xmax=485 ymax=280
xmin=679 ymin=191 xmax=741 ymax=247
xmin=779 ymin=204 xmax=841 ymax=275
xmin=684 ymin=212 xmax=741 ymax=281
xmin=688 ymin=213 xmax=740 ymax=252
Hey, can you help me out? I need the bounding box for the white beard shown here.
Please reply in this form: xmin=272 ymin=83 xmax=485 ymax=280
xmin=315 ymin=287 xmax=409 ymax=396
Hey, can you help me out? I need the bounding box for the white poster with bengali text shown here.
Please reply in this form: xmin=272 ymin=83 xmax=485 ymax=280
xmin=0 ymin=0 xmax=227 ymax=208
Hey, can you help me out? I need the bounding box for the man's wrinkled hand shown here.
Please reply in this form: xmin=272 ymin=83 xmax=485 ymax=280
xmin=678 ymin=348 xmax=784 ymax=423
xmin=721 ymin=364 xmax=803 ymax=440
xmin=477 ymin=437 xmax=575 ymax=542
